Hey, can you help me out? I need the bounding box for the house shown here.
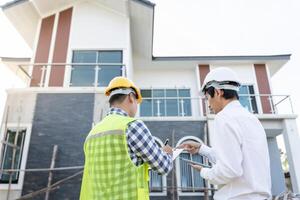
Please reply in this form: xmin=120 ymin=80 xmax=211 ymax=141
xmin=1 ymin=0 xmax=300 ymax=199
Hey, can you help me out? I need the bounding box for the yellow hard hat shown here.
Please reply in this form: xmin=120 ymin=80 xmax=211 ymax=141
xmin=105 ymin=77 xmax=143 ymax=104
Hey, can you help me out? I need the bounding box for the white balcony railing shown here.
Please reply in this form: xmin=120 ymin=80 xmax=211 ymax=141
xmin=139 ymin=97 xmax=199 ymax=117
xmin=17 ymin=63 xmax=126 ymax=88
xmin=13 ymin=65 xmax=295 ymax=116
xmin=139 ymin=94 xmax=294 ymax=118
xmin=204 ymin=94 xmax=294 ymax=115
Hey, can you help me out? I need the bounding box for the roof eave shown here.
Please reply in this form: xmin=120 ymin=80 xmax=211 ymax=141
xmin=0 ymin=56 xmax=31 ymax=62
xmin=132 ymin=0 xmax=155 ymax=8
xmin=0 ymin=0 xmax=154 ymax=11
xmin=0 ymin=0 xmax=28 ymax=9
xmin=1 ymin=0 xmax=155 ymax=9
xmin=152 ymin=54 xmax=291 ymax=62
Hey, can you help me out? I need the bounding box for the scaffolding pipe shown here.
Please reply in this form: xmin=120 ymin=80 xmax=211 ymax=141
xmin=45 ymin=145 xmax=58 ymax=200
xmin=6 ymin=111 xmax=21 ymax=200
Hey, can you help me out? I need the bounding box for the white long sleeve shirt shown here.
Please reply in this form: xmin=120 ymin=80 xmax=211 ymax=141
xmin=199 ymin=100 xmax=271 ymax=200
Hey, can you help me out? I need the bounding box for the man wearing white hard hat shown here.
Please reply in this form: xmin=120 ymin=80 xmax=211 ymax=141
xmin=178 ymin=67 xmax=271 ymax=200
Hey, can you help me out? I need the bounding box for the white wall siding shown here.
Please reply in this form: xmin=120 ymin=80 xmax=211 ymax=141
xmin=70 ymin=1 xmax=130 ymax=49
xmin=134 ymin=68 xmax=198 ymax=94
xmin=134 ymin=68 xmax=202 ymax=117
xmin=210 ymin=64 xmax=256 ymax=84
xmin=64 ymin=1 xmax=132 ymax=85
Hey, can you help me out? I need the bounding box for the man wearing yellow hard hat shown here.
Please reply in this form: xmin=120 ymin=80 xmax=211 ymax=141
xmin=80 ymin=76 xmax=173 ymax=200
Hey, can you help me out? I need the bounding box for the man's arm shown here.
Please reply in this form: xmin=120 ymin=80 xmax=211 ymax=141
xmin=178 ymin=141 xmax=216 ymax=164
xmin=200 ymin=115 xmax=243 ymax=185
xmin=199 ymin=144 xmax=216 ymax=164
xmin=126 ymin=120 xmax=173 ymax=175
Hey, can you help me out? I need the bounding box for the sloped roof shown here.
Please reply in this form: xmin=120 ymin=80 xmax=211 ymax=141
xmin=132 ymin=0 xmax=155 ymax=7
xmin=1 ymin=0 xmax=27 ymax=9
xmin=1 ymin=0 xmax=155 ymax=9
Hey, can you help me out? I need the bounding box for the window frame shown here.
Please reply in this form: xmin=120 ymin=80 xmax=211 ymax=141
xmin=69 ymin=50 xmax=124 ymax=88
xmin=0 ymin=128 xmax=26 ymax=184
xmin=239 ymin=84 xmax=259 ymax=114
xmin=176 ymin=136 xmax=212 ymax=197
xmin=0 ymin=123 xmax=32 ymax=190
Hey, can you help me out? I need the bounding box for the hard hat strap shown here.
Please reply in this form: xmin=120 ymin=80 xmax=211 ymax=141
xmin=109 ymin=88 xmax=137 ymax=99
xmin=205 ymin=81 xmax=240 ymax=92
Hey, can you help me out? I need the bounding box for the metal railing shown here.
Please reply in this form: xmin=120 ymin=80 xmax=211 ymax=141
xmin=139 ymin=97 xmax=201 ymax=117
xmin=17 ymin=63 xmax=126 ymax=87
xmin=139 ymin=94 xmax=294 ymax=118
xmin=204 ymin=94 xmax=294 ymax=115
xmin=11 ymin=65 xmax=296 ymax=115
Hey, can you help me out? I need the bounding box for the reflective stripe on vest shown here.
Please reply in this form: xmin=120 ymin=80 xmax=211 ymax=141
xmin=80 ymin=114 xmax=149 ymax=200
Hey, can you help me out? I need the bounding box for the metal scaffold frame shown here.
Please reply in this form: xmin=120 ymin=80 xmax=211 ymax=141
xmin=0 ymin=125 xmax=214 ymax=200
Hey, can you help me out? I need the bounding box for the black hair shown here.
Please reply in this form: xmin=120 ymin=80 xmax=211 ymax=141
xmin=108 ymin=88 xmax=138 ymax=106
xmin=205 ymin=86 xmax=239 ymax=100
xmin=109 ymin=94 xmax=128 ymax=106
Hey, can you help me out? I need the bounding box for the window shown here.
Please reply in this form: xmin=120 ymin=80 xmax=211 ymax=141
xmin=179 ymin=151 xmax=205 ymax=192
xmin=140 ymin=89 xmax=192 ymax=117
xmin=239 ymin=85 xmax=258 ymax=113
xmin=176 ymin=137 xmax=208 ymax=195
xmin=0 ymin=128 xmax=26 ymax=183
xmin=70 ymin=50 xmax=123 ymax=87
xmin=150 ymin=170 xmax=163 ymax=192
xmin=149 ymin=138 xmax=166 ymax=195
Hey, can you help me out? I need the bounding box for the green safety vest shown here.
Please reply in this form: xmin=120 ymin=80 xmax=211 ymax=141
xmin=80 ymin=114 xmax=150 ymax=200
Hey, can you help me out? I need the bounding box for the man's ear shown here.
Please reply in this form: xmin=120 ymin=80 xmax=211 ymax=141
xmin=215 ymin=89 xmax=223 ymax=97
xmin=128 ymin=93 xmax=135 ymax=103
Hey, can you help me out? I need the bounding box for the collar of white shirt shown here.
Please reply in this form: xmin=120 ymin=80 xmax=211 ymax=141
xmin=222 ymin=100 xmax=241 ymax=112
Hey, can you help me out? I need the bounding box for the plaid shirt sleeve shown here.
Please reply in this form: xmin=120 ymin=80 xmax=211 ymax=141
xmin=126 ymin=119 xmax=173 ymax=175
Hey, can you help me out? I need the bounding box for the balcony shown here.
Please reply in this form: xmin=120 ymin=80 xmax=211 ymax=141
xmin=8 ymin=64 xmax=296 ymax=116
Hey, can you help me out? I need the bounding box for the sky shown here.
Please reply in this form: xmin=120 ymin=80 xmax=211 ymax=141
xmin=150 ymin=0 xmax=300 ymax=125
xmin=151 ymin=0 xmax=300 ymax=152
xmin=0 ymin=0 xmax=299 ymax=145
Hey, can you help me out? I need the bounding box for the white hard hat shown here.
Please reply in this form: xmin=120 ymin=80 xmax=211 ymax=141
xmin=201 ymin=67 xmax=241 ymax=95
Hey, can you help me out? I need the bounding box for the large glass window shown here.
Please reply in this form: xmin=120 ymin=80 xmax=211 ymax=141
xmin=70 ymin=50 xmax=122 ymax=87
xmin=178 ymin=140 xmax=205 ymax=192
xmin=97 ymin=51 xmax=122 ymax=87
xmin=140 ymin=89 xmax=192 ymax=117
xmin=239 ymin=85 xmax=258 ymax=113
xmin=71 ymin=51 xmax=97 ymax=87
xmin=0 ymin=129 xmax=26 ymax=183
